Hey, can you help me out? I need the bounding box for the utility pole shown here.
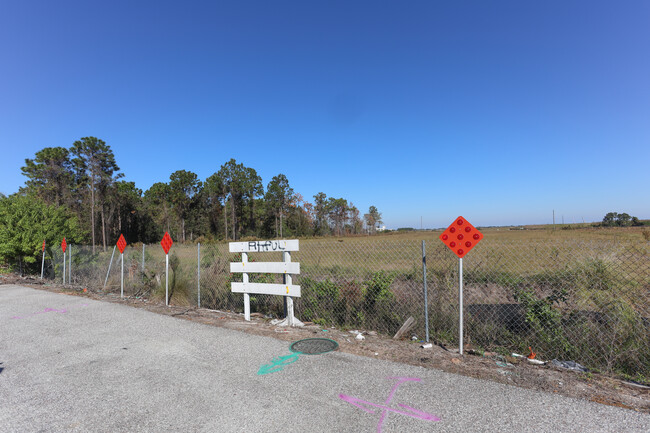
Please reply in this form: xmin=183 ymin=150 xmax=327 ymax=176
xmin=553 ymin=210 xmax=555 ymax=230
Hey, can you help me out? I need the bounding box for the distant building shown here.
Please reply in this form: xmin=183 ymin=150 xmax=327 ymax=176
xmin=376 ymin=225 xmax=387 ymax=232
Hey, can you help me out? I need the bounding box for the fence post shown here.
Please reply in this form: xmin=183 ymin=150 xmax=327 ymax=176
xmin=63 ymin=247 xmax=66 ymax=285
xmin=197 ymin=243 xmax=201 ymax=308
xmin=242 ymin=252 xmax=250 ymax=320
xmin=422 ymin=240 xmax=429 ymax=343
xmin=142 ymin=244 xmax=145 ymax=273
xmin=69 ymin=244 xmax=72 ymax=284
xmin=104 ymin=245 xmax=116 ymax=290
xmin=283 ymin=250 xmax=294 ymax=326
xmin=41 ymin=241 xmax=46 ymax=280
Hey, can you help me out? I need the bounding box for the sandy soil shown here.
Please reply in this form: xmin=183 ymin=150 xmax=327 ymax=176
xmin=3 ymin=274 xmax=648 ymax=414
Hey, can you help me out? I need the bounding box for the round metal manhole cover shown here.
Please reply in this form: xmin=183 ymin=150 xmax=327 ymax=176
xmin=290 ymin=338 xmax=339 ymax=355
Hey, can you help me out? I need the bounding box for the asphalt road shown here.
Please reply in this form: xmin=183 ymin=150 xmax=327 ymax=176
xmin=1 ymin=284 xmax=648 ymax=432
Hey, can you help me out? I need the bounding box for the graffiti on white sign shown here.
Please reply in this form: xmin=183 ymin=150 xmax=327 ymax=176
xmin=229 ymin=240 xmax=299 ymax=253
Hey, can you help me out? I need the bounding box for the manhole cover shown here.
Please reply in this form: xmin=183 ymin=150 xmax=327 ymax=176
xmin=290 ymin=338 xmax=339 ymax=355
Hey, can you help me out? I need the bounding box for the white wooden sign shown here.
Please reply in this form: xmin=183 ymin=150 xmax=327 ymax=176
xmin=229 ymin=239 xmax=299 ymax=253
xmin=230 ymin=239 xmax=301 ymax=325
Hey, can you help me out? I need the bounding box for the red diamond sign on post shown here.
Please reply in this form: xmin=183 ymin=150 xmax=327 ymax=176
xmin=439 ymin=216 xmax=483 ymax=258
xmin=42 ymin=240 xmax=46 ymax=252
xmin=61 ymin=238 xmax=67 ymax=253
xmin=160 ymin=232 xmax=173 ymax=255
xmin=117 ymin=234 xmax=127 ymax=254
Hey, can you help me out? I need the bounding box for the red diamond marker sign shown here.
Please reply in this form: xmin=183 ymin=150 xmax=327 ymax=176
xmin=42 ymin=240 xmax=46 ymax=252
xmin=61 ymin=238 xmax=67 ymax=253
xmin=439 ymin=216 xmax=483 ymax=258
xmin=117 ymin=234 xmax=127 ymax=254
xmin=160 ymin=232 xmax=173 ymax=255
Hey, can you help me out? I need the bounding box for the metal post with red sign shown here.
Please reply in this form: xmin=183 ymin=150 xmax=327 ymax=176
xmin=61 ymin=238 xmax=67 ymax=285
xmin=439 ymin=216 xmax=484 ymax=355
xmin=41 ymin=240 xmax=46 ymax=280
xmin=117 ymin=234 xmax=127 ymax=298
xmin=160 ymin=232 xmax=173 ymax=306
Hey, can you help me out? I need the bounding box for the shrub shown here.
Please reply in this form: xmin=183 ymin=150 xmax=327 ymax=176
xmin=513 ymin=287 xmax=573 ymax=357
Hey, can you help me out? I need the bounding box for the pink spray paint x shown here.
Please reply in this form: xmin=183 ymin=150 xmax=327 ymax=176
xmin=339 ymin=377 xmax=440 ymax=432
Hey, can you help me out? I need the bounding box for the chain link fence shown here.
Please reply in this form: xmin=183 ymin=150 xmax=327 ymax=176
xmin=41 ymin=237 xmax=649 ymax=380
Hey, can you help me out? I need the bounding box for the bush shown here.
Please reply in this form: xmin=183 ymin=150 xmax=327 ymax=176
xmin=513 ymin=287 xmax=573 ymax=358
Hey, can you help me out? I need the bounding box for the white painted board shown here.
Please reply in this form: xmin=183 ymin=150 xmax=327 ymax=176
xmin=231 ymin=282 xmax=301 ymax=297
xmin=230 ymin=262 xmax=300 ymax=274
xmin=229 ymin=240 xmax=299 ymax=253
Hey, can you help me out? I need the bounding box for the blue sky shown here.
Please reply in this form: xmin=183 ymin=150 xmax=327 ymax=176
xmin=1 ymin=1 xmax=648 ymax=228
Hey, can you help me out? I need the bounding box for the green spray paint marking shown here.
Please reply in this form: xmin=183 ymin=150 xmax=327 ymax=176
xmin=257 ymin=352 xmax=302 ymax=375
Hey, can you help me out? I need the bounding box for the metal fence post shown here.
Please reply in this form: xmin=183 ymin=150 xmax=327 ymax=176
xmin=142 ymin=244 xmax=145 ymax=273
xmin=104 ymin=245 xmax=116 ymax=290
xmin=69 ymin=244 xmax=72 ymax=284
xmin=422 ymin=240 xmax=429 ymax=343
xmin=197 ymin=242 xmax=201 ymax=308
xmin=41 ymin=241 xmax=46 ymax=280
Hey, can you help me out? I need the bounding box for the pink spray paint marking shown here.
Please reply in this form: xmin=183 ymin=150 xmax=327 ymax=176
xmin=10 ymin=303 xmax=88 ymax=320
xmin=339 ymin=377 xmax=440 ymax=432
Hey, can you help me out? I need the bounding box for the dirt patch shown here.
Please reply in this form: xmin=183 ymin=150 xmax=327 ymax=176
xmin=3 ymin=274 xmax=649 ymax=414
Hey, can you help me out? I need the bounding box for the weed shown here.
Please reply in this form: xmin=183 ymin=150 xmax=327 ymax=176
xmin=642 ymin=229 xmax=650 ymax=241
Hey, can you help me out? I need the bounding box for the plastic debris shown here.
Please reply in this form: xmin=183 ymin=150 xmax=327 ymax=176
xmin=349 ymin=330 xmax=361 ymax=335
xmin=272 ymin=317 xmax=305 ymax=327
xmin=411 ymin=335 xmax=419 ymax=341
xmin=496 ymin=361 xmax=513 ymax=368
xmin=623 ymin=380 xmax=650 ymax=390
xmin=551 ymin=359 xmax=588 ymax=372
xmin=527 ymin=347 xmax=536 ymax=359
xmin=512 ymin=352 xmax=545 ymax=365
xmin=421 ymin=343 xmax=433 ymax=349
xmin=355 ymin=333 xmax=365 ymax=341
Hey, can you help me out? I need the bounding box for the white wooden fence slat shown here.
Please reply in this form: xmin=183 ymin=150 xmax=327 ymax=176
xmin=230 ymin=262 xmax=300 ymax=274
xmin=231 ymin=282 xmax=301 ymax=297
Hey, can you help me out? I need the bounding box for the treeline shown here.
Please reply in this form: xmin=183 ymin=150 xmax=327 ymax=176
xmin=16 ymin=137 xmax=383 ymax=250
xmin=601 ymin=212 xmax=644 ymax=227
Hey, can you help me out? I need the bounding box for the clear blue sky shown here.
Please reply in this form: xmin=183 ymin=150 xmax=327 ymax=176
xmin=1 ymin=1 xmax=649 ymax=228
